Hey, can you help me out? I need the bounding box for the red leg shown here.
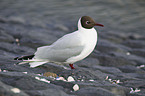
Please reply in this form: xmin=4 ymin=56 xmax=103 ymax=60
xmin=69 ymin=64 xmax=75 ymax=69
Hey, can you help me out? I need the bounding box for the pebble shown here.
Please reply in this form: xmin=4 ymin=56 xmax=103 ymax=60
xmin=73 ymin=84 xmax=79 ymax=91
xmin=67 ymin=76 xmax=75 ymax=82
xmin=11 ymin=88 xmax=21 ymax=93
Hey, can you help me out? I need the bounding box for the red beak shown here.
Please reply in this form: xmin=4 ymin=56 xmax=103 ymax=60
xmin=95 ymin=23 xmax=104 ymax=27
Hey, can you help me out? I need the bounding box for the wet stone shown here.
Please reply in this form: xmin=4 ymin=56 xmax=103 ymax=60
xmin=0 ymin=1 xmax=145 ymax=96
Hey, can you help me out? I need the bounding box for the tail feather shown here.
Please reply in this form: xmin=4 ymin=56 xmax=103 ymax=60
xmin=14 ymin=55 xmax=35 ymax=60
xmin=29 ymin=61 xmax=48 ymax=68
xmin=14 ymin=55 xmax=48 ymax=68
xmin=17 ymin=59 xmax=48 ymax=68
xmin=18 ymin=59 xmax=37 ymax=65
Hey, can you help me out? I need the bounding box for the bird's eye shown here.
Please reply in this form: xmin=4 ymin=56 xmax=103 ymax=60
xmin=86 ymin=21 xmax=91 ymax=24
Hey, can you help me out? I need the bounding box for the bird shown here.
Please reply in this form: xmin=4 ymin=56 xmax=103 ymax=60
xmin=14 ymin=16 xmax=104 ymax=69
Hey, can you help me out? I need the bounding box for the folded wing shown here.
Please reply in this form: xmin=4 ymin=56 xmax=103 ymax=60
xmin=34 ymin=31 xmax=85 ymax=63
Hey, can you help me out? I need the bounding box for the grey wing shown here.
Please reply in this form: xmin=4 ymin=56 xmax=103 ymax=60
xmin=34 ymin=31 xmax=85 ymax=62
xmin=34 ymin=45 xmax=84 ymax=62
xmin=49 ymin=31 xmax=84 ymax=49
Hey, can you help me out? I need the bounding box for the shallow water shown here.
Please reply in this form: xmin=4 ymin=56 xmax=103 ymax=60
xmin=0 ymin=0 xmax=145 ymax=34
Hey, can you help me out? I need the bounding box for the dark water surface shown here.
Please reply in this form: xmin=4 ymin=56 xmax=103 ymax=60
xmin=0 ymin=0 xmax=145 ymax=34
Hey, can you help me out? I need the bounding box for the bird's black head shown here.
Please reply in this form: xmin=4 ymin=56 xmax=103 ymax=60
xmin=81 ymin=16 xmax=104 ymax=29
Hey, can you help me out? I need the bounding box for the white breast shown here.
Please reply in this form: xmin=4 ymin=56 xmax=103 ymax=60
xmin=65 ymin=28 xmax=97 ymax=64
xmin=80 ymin=28 xmax=97 ymax=58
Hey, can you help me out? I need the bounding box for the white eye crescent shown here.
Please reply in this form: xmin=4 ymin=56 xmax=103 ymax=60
xmin=86 ymin=21 xmax=90 ymax=24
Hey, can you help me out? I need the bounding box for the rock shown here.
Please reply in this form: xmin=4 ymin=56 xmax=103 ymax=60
xmin=54 ymin=24 xmax=69 ymax=32
xmin=60 ymin=68 xmax=107 ymax=80
xmin=0 ymin=1 xmax=145 ymax=96
xmin=97 ymin=39 xmax=131 ymax=54
xmin=0 ymin=42 xmax=35 ymax=55
xmin=130 ymin=49 xmax=145 ymax=57
xmin=73 ymin=84 xmax=79 ymax=91
xmin=118 ymin=65 xmax=145 ymax=73
xmin=25 ymin=88 xmax=71 ymax=96
xmin=75 ymin=87 xmax=116 ymax=96
xmin=92 ymin=65 xmax=122 ymax=74
xmin=122 ymin=79 xmax=145 ymax=88
xmin=95 ymin=54 xmax=136 ymax=67
xmin=0 ymin=81 xmax=29 ymax=96
xmin=122 ymin=40 xmax=145 ymax=49
xmin=109 ymin=52 xmax=145 ymax=65
xmin=0 ymin=72 xmax=72 ymax=96
xmin=0 ymin=30 xmax=15 ymax=43
xmin=76 ymin=57 xmax=100 ymax=68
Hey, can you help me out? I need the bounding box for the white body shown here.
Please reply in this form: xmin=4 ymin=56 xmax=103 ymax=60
xmin=24 ymin=18 xmax=98 ymax=67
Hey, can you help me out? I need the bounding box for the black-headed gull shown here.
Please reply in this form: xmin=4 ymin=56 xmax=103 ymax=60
xmin=14 ymin=16 xmax=104 ymax=69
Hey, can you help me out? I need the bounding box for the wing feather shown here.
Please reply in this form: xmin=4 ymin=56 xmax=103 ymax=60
xmin=34 ymin=31 xmax=85 ymax=62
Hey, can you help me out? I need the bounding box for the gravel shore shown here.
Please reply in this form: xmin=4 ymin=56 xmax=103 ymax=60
xmin=0 ymin=0 xmax=145 ymax=96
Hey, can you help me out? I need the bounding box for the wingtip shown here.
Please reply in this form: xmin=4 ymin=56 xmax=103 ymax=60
xmin=14 ymin=55 xmax=35 ymax=60
xmin=14 ymin=57 xmax=19 ymax=60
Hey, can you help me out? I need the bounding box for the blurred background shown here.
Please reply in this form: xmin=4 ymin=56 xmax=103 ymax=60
xmin=0 ymin=0 xmax=145 ymax=35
